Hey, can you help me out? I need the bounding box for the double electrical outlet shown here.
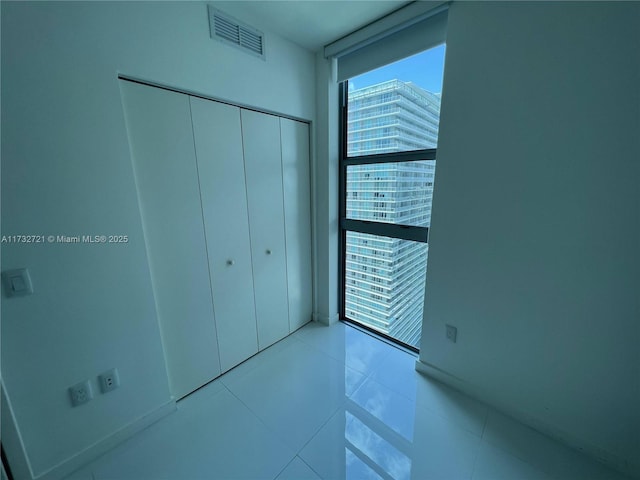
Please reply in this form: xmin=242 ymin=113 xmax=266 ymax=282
xmin=69 ymin=368 xmax=120 ymax=407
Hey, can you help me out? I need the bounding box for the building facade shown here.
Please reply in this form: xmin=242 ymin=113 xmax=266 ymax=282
xmin=345 ymin=80 xmax=441 ymax=348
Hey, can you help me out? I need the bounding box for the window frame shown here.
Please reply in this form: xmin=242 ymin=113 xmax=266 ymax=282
xmin=338 ymin=80 xmax=437 ymax=352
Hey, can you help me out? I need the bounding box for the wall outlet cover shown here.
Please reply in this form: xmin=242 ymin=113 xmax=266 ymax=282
xmin=98 ymin=368 xmax=120 ymax=394
xmin=446 ymin=324 xmax=457 ymax=343
xmin=69 ymin=380 xmax=93 ymax=407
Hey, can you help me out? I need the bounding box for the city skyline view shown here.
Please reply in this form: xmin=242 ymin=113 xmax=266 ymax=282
xmin=349 ymin=44 xmax=446 ymax=93
xmin=344 ymin=47 xmax=444 ymax=348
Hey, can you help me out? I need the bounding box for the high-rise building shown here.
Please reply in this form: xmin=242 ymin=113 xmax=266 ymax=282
xmin=345 ymin=79 xmax=441 ymax=348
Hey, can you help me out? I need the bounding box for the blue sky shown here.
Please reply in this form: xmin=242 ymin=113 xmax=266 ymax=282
xmin=349 ymin=44 xmax=446 ymax=94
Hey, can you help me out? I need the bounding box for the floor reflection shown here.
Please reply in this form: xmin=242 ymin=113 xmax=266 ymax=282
xmin=68 ymin=322 xmax=629 ymax=480
xmin=341 ymin=326 xmax=415 ymax=479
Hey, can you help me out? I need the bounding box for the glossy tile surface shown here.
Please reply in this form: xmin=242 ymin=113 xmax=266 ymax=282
xmin=222 ymin=335 xmax=366 ymax=451
xmin=64 ymin=322 xmax=630 ymax=480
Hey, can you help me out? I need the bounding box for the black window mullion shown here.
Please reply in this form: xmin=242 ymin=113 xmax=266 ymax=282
xmin=338 ymin=82 xmax=348 ymax=321
xmin=343 ymin=148 xmax=436 ymax=166
xmin=342 ymin=219 xmax=428 ymax=243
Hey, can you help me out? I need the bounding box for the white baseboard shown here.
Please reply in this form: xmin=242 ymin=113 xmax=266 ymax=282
xmin=414 ymin=359 xmax=638 ymax=480
xmin=33 ymin=400 xmax=176 ymax=480
xmin=312 ymin=312 xmax=339 ymax=325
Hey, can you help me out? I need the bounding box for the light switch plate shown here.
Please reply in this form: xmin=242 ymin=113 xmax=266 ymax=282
xmin=2 ymin=268 xmax=33 ymax=297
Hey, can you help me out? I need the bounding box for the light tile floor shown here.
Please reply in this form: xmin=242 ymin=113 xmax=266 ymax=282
xmin=66 ymin=321 xmax=630 ymax=480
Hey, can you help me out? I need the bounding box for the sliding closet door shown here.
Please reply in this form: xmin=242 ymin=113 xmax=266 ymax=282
xmin=190 ymin=97 xmax=259 ymax=372
xmin=241 ymin=110 xmax=290 ymax=349
xmin=120 ymin=81 xmax=221 ymax=399
xmin=281 ymin=118 xmax=313 ymax=331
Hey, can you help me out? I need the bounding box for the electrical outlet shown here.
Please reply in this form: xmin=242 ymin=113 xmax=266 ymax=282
xmin=69 ymin=380 xmax=93 ymax=407
xmin=98 ymin=368 xmax=120 ymax=394
xmin=446 ymin=324 xmax=457 ymax=343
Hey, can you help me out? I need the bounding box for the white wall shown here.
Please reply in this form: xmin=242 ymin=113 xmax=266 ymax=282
xmin=420 ymin=1 xmax=639 ymax=476
xmin=0 ymin=2 xmax=315 ymax=478
xmin=313 ymin=53 xmax=340 ymax=325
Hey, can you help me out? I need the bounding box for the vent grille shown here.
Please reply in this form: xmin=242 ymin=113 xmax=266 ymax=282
xmin=209 ymin=7 xmax=265 ymax=59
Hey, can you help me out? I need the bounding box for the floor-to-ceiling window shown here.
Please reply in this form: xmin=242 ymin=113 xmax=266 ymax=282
xmin=340 ymin=45 xmax=446 ymax=350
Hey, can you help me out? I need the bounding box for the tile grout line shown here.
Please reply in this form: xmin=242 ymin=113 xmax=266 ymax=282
xmin=220 ymin=341 xmax=355 ymax=462
xmin=295 ymin=325 xmax=399 ymax=385
xmin=220 ymin=382 xmax=289 ymax=448
xmin=481 ymin=409 xmax=489 ymax=439
xmin=294 ymin=396 xmax=356 ymax=458
xmin=270 ymin=455 xmax=297 ymax=480
xmin=220 ymin=334 xmax=305 ymax=388
xmin=468 ymin=428 xmax=484 ymax=480
xmin=296 ymin=454 xmax=324 ymax=480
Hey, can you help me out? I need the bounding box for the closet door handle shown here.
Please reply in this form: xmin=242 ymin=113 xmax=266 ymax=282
xmin=266 ymin=249 xmax=272 ymax=255
xmin=226 ymin=259 xmax=235 ymax=266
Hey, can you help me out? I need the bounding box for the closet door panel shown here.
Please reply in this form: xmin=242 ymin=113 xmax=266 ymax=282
xmin=121 ymin=81 xmax=220 ymax=399
xmin=241 ymin=110 xmax=290 ymax=349
xmin=190 ymin=97 xmax=258 ymax=372
xmin=280 ymin=119 xmax=313 ymax=331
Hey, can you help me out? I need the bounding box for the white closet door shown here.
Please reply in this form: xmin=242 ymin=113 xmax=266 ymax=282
xmin=280 ymin=118 xmax=313 ymax=331
xmin=190 ymin=97 xmax=258 ymax=372
xmin=241 ymin=110 xmax=290 ymax=349
xmin=120 ymin=81 xmax=220 ymax=399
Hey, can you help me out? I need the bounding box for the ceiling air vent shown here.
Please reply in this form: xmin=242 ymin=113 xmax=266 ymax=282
xmin=208 ymin=7 xmax=265 ymax=60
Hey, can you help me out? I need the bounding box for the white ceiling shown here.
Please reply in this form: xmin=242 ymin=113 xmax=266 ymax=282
xmin=213 ymin=0 xmax=412 ymax=52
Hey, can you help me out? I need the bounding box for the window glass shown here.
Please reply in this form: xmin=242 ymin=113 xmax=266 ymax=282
xmin=347 ymin=45 xmax=445 ymax=157
xmin=346 ymin=160 xmax=435 ymax=227
xmin=342 ymin=44 xmax=445 ymax=351
xmin=345 ymin=231 xmax=428 ymax=349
